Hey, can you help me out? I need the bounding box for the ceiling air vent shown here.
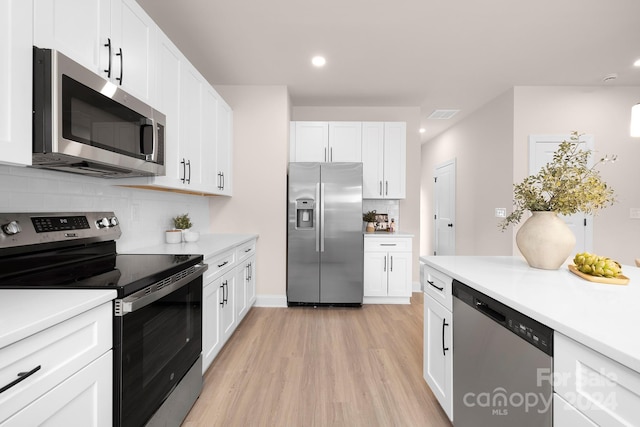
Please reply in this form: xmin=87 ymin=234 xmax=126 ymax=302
xmin=428 ymin=109 xmax=460 ymax=119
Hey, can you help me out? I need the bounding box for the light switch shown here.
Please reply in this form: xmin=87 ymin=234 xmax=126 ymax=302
xmin=630 ymin=208 xmax=640 ymax=219
xmin=495 ymin=208 xmax=506 ymax=218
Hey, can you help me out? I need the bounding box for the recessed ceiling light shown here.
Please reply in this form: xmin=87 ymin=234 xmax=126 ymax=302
xmin=311 ymin=56 xmax=326 ymax=67
xmin=419 ymin=128 xmax=426 ymax=133
xmin=634 ymin=59 xmax=640 ymax=67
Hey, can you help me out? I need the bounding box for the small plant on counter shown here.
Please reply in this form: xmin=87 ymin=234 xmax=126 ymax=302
xmin=363 ymin=210 xmax=377 ymax=223
xmin=173 ymin=213 xmax=193 ymax=230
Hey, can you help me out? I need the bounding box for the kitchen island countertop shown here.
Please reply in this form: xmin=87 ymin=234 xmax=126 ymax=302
xmin=123 ymin=233 xmax=258 ymax=260
xmin=420 ymin=255 xmax=640 ymax=374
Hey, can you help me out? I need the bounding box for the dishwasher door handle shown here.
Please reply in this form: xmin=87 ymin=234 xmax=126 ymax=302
xmin=475 ymin=300 xmax=506 ymax=323
xmin=442 ymin=318 xmax=449 ymax=356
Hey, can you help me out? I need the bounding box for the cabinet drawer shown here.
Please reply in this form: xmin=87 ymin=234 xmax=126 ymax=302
xmin=364 ymin=237 xmax=411 ymax=252
xmin=422 ymin=264 xmax=453 ymax=311
xmin=236 ymin=239 xmax=256 ymax=263
xmin=0 ymin=302 xmax=112 ymax=423
xmin=553 ymin=393 xmax=598 ymax=427
xmin=554 ymin=332 xmax=640 ymax=427
xmin=204 ymin=250 xmax=236 ymax=282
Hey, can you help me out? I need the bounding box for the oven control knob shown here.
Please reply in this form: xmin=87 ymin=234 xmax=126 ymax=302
xmin=2 ymin=221 xmax=21 ymax=235
xmin=110 ymin=216 xmax=119 ymax=226
xmin=98 ymin=217 xmax=110 ymax=228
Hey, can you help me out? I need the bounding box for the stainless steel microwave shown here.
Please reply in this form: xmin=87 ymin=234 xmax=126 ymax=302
xmin=32 ymin=47 xmax=165 ymax=178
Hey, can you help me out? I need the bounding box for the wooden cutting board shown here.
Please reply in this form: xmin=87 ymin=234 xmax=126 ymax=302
xmin=568 ymin=264 xmax=629 ymax=285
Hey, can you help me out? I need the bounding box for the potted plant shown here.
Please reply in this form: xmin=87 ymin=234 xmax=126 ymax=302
xmin=500 ymin=131 xmax=616 ymax=269
xmin=363 ymin=210 xmax=377 ymax=233
xmin=165 ymin=213 xmax=193 ymax=243
xmin=173 ymin=213 xmax=193 ymax=230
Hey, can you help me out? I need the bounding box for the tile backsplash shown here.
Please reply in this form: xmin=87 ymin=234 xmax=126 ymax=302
xmin=363 ymin=199 xmax=400 ymax=230
xmin=0 ymin=165 xmax=210 ymax=252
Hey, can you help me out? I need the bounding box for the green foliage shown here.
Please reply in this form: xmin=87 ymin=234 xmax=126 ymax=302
xmin=173 ymin=213 xmax=193 ymax=230
xmin=363 ymin=210 xmax=377 ymax=223
xmin=500 ymin=131 xmax=616 ymax=230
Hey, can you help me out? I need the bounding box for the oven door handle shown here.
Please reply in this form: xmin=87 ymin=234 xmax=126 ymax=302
xmin=115 ymin=263 xmax=208 ymax=316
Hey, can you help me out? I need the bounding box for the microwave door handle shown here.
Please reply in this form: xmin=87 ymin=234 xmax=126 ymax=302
xmin=140 ymin=119 xmax=154 ymax=159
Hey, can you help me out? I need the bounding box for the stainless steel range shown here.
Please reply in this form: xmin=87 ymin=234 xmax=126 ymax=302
xmin=0 ymin=212 xmax=208 ymax=427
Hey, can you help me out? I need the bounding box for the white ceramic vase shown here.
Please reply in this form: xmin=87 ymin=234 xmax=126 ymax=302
xmin=516 ymin=211 xmax=576 ymax=270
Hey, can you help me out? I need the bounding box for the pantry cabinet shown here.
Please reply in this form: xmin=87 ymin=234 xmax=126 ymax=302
xmin=290 ymin=122 xmax=362 ymax=162
xmin=0 ymin=0 xmax=32 ymax=167
xmin=34 ymin=0 xmax=156 ymax=105
xmin=363 ymin=236 xmax=412 ymax=303
xmin=362 ymin=122 xmax=406 ymax=199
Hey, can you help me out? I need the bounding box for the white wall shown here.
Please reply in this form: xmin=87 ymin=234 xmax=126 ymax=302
xmin=211 ymin=85 xmax=290 ymax=303
xmin=422 ymin=85 xmax=640 ymax=266
xmin=421 ymin=90 xmax=514 ymax=257
xmin=292 ymin=106 xmax=422 ymax=282
xmin=0 ymin=165 xmax=211 ymax=251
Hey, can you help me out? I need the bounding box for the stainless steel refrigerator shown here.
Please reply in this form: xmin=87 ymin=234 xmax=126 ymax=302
xmin=287 ymin=162 xmax=364 ymax=306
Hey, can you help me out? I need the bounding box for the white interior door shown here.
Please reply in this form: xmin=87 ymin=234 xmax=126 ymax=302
xmin=434 ymin=159 xmax=456 ymax=256
xmin=529 ymin=134 xmax=594 ymax=253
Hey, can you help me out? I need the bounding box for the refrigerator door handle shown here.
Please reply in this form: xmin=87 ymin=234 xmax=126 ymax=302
xmin=320 ymin=183 xmax=325 ymax=252
xmin=315 ymin=183 xmax=320 ymax=252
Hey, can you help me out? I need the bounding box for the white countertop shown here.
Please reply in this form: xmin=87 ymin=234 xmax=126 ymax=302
xmin=0 ymin=289 xmax=116 ymax=349
xmin=420 ymin=255 xmax=640 ymax=374
xmin=123 ymin=233 xmax=258 ymax=260
xmin=364 ymin=231 xmax=414 ymax=238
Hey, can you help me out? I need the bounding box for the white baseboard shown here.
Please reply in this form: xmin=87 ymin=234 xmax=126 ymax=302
xmin=255 ymin=294 xmax=287 ymax=307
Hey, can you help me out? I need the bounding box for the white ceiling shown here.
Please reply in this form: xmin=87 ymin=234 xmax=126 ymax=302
xmin=136 ymin=0 xmax=640 ymax=141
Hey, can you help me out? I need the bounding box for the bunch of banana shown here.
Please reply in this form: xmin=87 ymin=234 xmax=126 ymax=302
xmin=573 ymin=252 xmax=622 ymax=278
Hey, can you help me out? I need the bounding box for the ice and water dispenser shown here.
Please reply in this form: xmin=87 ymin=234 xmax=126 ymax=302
xmin=295 ymin=199 xmax=315 ymax=229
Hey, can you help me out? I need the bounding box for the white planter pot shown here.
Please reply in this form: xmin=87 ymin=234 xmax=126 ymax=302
xmin=516 ymin=211 xmax=576 ymax=270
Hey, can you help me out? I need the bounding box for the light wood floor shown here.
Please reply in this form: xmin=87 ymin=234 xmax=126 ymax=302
xmin=183 ymin=293 xmax=452 ymax=427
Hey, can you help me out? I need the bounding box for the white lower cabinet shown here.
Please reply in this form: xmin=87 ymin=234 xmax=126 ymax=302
xmin=363 ymin=237 xmax=412 ymax=304
xmin=553 ymin=331 xmax=640 ymax=426
xmin=553 ymin=393 xmax=598 ymax=427
xmin=423 ymin=293 xmax=453 ymax=421
xmin=1 ymin=352 xmax=112 ymax=427
xmin=0 ymin=301 xmax=113 ymax=426
xmin=202 ymin=239 xmax=258 ymax=374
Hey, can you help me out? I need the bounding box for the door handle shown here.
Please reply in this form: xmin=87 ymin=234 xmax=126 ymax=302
xmin=427 ymin=280 xmax=444 ymax=291
xmin=320 ymin=183 xmax=325 ymax=252
xmin=442 ymin=319 xmax=449 ymax=356
xmin=315 ymin=183 xmax=320 ymax=252
xmin=116 ymin=47 xmax=123 ymax=85
xmin=103 ymin=38 xmax=112 ymax=78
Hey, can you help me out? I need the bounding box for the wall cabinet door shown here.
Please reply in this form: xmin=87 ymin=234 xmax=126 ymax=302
xmin=34 ymin=0 xmax=155 ymax=105
xmin=387 ymin=251 xmax=411 ymax=296
xmin=383 ymin=122 xmax=406 ymax=199
xmin=202 ymin=277 xmax=222 ymax=374
xmin=362 ymin=122 xmax=384 ymax=198
xmin=291 ymin=121 xmax=329 ymax=162
xmin=328 ymin=122 xmax=361 ymax=162
xmin=424 ymin=294 xmax=453 ymax=421
xmin=0 ymin=0 xmax=32 ymax=166
xmin=216 ymin=98 xmax=233 ymax=195
xmin=179 ymin=62 xmax=205 ymax=188
xmin=363 ymin=252 xmax=388 ymax=297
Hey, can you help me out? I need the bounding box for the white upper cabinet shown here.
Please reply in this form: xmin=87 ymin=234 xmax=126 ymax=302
xmin=34 ymin=0 xmax=155 ymax=105
xmin=362 ymin=122 xmax=406 ymax=199
xmin=0 ymin=0 xmax=32 ymax=166
xmin=290 ymin=122 xmax=362 ymax=162
xmin=215 ymin=97 xmax=233 ymax=195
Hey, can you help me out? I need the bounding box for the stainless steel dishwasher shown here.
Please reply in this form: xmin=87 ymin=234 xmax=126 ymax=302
xmin=452 ymin=280 xmax=553 ymax=426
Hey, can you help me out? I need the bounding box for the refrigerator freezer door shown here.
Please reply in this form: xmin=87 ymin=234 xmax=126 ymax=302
xmin=320 ymin=163 xmax=363 ymax=304
xmin=287 ymin=163 xmax=320 ymax=303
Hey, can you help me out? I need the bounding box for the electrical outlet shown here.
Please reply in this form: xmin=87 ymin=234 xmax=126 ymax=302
xmin=630 ymin=208 xmax=640 ymax=219
xmin=495 ymin=208 xmax=506 ymax=218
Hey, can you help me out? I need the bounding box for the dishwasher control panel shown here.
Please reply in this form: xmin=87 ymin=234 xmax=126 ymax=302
xmin=453 ymin=279 xmax=553 ymax=356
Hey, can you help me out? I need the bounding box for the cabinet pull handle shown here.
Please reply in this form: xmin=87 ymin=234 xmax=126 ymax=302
xmin=380 ymin=243 xmax=396 ymax=246
xmin=103 ymin=38 xmax=112 ymax=78
xmin=223 ymin=280 xmax=228 ymax=304
xmin=181 ymin=158 xmax=186 ymax=183
xmin=385 ymin=181 xmax=388 ymax=195
xmin=249 ymin=262 xmax=252 ymax=280
xmin=116 ymin=47 xmax=123 ymax=85
xmin=324 ymin=147 xmax=327 ymax=162
xmin=221 ymin=172 xmax=225 ymax=190
xmin=244 ymin=248 xmax=251 ymax=253
xmin=330 ymin=147 xmax=333 ymax=162
xmin=442 ymin=319 xmax=449 ymax=356
xmin=217 ymin=172 xmax=221 ymax=189
xmin=219 ymin=284 xmax=225 ymax=307
xmin=186 ymin=160 xmax=191 ymax=184
xmin=0 ymin=365 xmax=41 ymax=394
xmin=384 ymin=255 xmax=387 ymax=272
xmin=427 ymin=280 xmax=444 ymax=291
xmin=390 ymin=255 xmax=393 ymax=272
xmin=379 ymin=181 xmax=382 ymax=196
xmin=217 ymin=261 xmax=228 ymax=268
